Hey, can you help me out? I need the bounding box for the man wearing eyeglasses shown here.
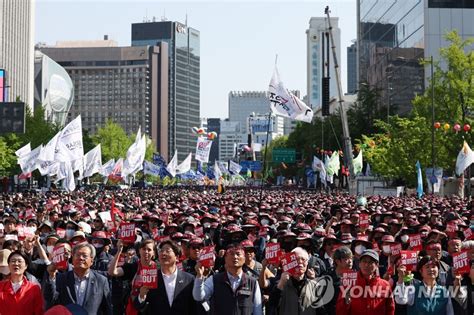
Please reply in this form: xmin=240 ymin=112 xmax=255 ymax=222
xmin=267 ymin=247 xmax=327 ymax=315
xmin=336 ymin=249 xmax=394 ymax=315
xmin=44 ymin=242 xmax=113 ymax=315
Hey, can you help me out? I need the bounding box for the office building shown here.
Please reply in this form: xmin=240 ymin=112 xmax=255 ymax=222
xmin=132 ymin=21 xmax=200 ymax=162
xmin=306 ymin=17 xmax=341 ymax=115
xmin=0 ymin=0 xmax=35 ymax=107
xmin=206 ymin=118 xmax=220 ymax=163
xmin=248 ymin=113 xmax=285 ymax=147
xmin=347 ymin=43 xmax=357 ymax=94
xmin=219 ymin=120 xmax=243 ymax=161
xmin=357 ymin=0 xmax=474 ymax=115
xmin=39 ymin=40 xmax=169 ymax=157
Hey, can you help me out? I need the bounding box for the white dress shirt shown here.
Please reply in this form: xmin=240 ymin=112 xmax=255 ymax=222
xmin=162 ymin=268 xmax=178 ymax=306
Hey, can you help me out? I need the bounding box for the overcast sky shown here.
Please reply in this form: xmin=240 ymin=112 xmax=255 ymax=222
xmin=36 ymin=0 xmax=357 ymax=119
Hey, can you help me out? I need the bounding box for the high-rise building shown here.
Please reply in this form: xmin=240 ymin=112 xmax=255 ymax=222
xmin=0 ymin=0 xmax=35 ymax=107
xmin=347 ymin=43 xmax=357 ymax=94
xmin=219 ymin=120 xmax=242 ymax=161
xmin=131 ymin=21 xmax=200 ymax=162
xmin=39 ymin=41 xmax=169 ymax=157
xmin=357 ymin=0 xmax=474 ymax=115
xmin=306 ymin=17 xmax=341 ymax=116
xmin=206 ymin=118 xmax=220 ymax=163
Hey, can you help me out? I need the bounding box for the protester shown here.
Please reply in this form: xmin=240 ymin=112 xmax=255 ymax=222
xmin=193 ymin=243 xmax=263 ymax=315
xmin=395 ymin=255 xmax=465 ymax=315
xmin=0 ymin=251 xmax=43 ymax=314
xmin=44 ymin=243 xmax=112 ymax=314
xmin=336 ymin=249 xmax=395 ymax=315
xmin=134 ymin=240 xmax=197 ymax=314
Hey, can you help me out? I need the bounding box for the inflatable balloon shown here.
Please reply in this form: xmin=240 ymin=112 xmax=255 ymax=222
xmin=443 ymin=123 xmax=450 ymax=131
xmin=464 ymin=124 xmax=471 ymax=132
xmin=433 ymin=122 xmax=441 ymax=129
xmin=454 ymin=123 xmax=461 ymax=133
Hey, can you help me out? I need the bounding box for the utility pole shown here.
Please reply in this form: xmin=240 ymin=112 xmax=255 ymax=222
xmin=325 ymin=6 xmax=355 ymax=191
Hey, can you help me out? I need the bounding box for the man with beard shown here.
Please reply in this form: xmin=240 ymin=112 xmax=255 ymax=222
xmin=193 ymin=243 xmax=263 ymax=315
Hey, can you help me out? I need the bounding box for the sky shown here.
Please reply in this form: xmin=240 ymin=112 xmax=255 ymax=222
xmin=35 ymin=0 xmax=357 ymax=119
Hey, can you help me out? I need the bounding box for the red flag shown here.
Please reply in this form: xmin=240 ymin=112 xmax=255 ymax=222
xmin=110 ymin=197 xmax=123 ymax=227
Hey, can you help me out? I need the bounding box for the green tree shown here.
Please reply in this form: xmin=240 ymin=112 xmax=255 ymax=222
xmin=0 ymin=137 xmax=17 ymax=176
xmin=20 ymin=106 xmax=61 ymax=149
xmin=92 ymin=120 xmax=132 ymax=162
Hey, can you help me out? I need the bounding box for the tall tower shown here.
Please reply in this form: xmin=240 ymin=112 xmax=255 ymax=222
xmin=0 ymin=0 xmax=35 ymax=108
xmin=306 ymin=17 xmax=340 ymax=116
xmin=132 ymin=21 xmax=200 ymax=162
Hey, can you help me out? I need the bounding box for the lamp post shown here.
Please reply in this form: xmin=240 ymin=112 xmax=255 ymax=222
xmin=431 ymin=56 xmax=436 ymax=194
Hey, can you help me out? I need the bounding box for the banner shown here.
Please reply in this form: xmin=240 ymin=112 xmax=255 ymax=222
xmin=359 ymin=213 xmax=370 ymax=229
xmin=100 ymin=159 xmax=115 ymax=177
xmin=37 ymin=131 xmax=61 ymax=162
xmin=195 ymin=137 xmax=213 ymax=163
xmin=268 ymin=67 xmax=313 ymax=123
xmin=390 ymin=243 xmax=402 ymax=256
xmin=416 ymin=161 xmax=423 ymax=199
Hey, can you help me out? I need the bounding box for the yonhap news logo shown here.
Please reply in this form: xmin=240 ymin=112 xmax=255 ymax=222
xmin=311 ymin=275 xmax=335 ymax=308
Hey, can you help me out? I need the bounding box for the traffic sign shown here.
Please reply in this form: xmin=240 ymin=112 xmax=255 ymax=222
xmin=272 ymin=148 xmax=296 ymax=163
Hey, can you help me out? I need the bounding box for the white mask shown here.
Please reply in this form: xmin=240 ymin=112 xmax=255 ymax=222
xmin=46 ymin=245 xmax=55 ymax=254
xmin=400 ymin=235 xmax=409 ymax=243
xmin=354 ymin=245 xmax=366 ymax=255
xmin=203 ymin=222 xmax=211 ymax=229
xmin=382 ymin=245 xmax=391 ymax=254
xmin=261 ymin=219 xmax=269 ymax=226
xmin=65 ymin=229 xmax=75 ymax=239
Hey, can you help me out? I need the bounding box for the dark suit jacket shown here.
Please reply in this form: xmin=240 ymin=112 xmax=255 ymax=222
xmin=44 ymin=269 xmax=113 ymax=315
xmin=134 ymin=269 xmax=197 ymax=315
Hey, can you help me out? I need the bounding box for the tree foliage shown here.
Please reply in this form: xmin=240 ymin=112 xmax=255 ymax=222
xmin=362 ymin=30 xmax=474 ymax=186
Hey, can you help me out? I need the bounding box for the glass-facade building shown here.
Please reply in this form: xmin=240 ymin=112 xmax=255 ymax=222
xmin=358 ymin=0 xmax=474 ymax=116
xmin=132 ymin=21 xmax=200 ymax=162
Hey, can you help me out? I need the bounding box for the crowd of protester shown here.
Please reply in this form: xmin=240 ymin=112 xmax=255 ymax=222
xmin=0 ymin=187 xmax=473 ymax=314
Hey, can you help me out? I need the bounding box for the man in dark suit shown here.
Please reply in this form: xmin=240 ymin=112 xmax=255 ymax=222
xmin=44 ymin=243 xmax=113 ymax=315
xmin=134 ymin=239 xmax=197 ymax=315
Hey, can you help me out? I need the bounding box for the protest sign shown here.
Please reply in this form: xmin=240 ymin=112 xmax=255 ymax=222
xmin=265 ymin=243 xmax=281 ymax=265
xmin=341 ymin=270 xmax=358 ymax=289
xmin=52 ymin=245 xmax=68 ymax=270
xmin=281 ymin=252 xmax=299 ymax=276
xmin=400 ymin=250 xmax=418 ymax=271
xmin=453 ymin=250 xmax=470 ymax=275
xmin=409 ymin=234 xmax=422 ymax=251
xmin=199 ymin=246 xmax=215 ymax=268
xmin=119 ymin=222 xmax=136 ymax=243
xmin=138 ymin=266 xmax=158 ymax=289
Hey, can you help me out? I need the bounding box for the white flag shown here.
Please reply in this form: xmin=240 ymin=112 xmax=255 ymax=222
xmin=456 ymin=141 xmax=474 ymax=176
xmin=176 ymin=153 xmax=192 ymax=175
xmin=18 ymin=145 xmax=42 ymax=173
xmin=166 ymin=151 xmax=178 ymax=177
xmin=15 ymin=143 xmax=31 ymax=158
xmin=268 ymin=67 xmax=313 ymax=123
xmin=353 ymin=150 xmax=363 ymax=175
xmin=83 ymin=144 xmax=102 ymax=178
xmin=38 ymin=131 xmax=61 ymax=162
xmin=62 ymin=162 xmax=76 ymax=192
xmin=55 ymin=115 xmax=83 ymax=162
xmin=214 ymin=161 xmax=222 ymax=180
xmin=99 ymin=159 xmax=115 ymax=177
xmin=312 ymin=156 xmax=327 ymax=184
xmin=229 ymin=160 xmax=242 ymax=174
xmin=123 ymin=131 xmax=146 ymax=178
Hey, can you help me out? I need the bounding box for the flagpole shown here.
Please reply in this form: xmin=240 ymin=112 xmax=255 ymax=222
xmin=259 ymin=112 xmax=272 ymax=205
